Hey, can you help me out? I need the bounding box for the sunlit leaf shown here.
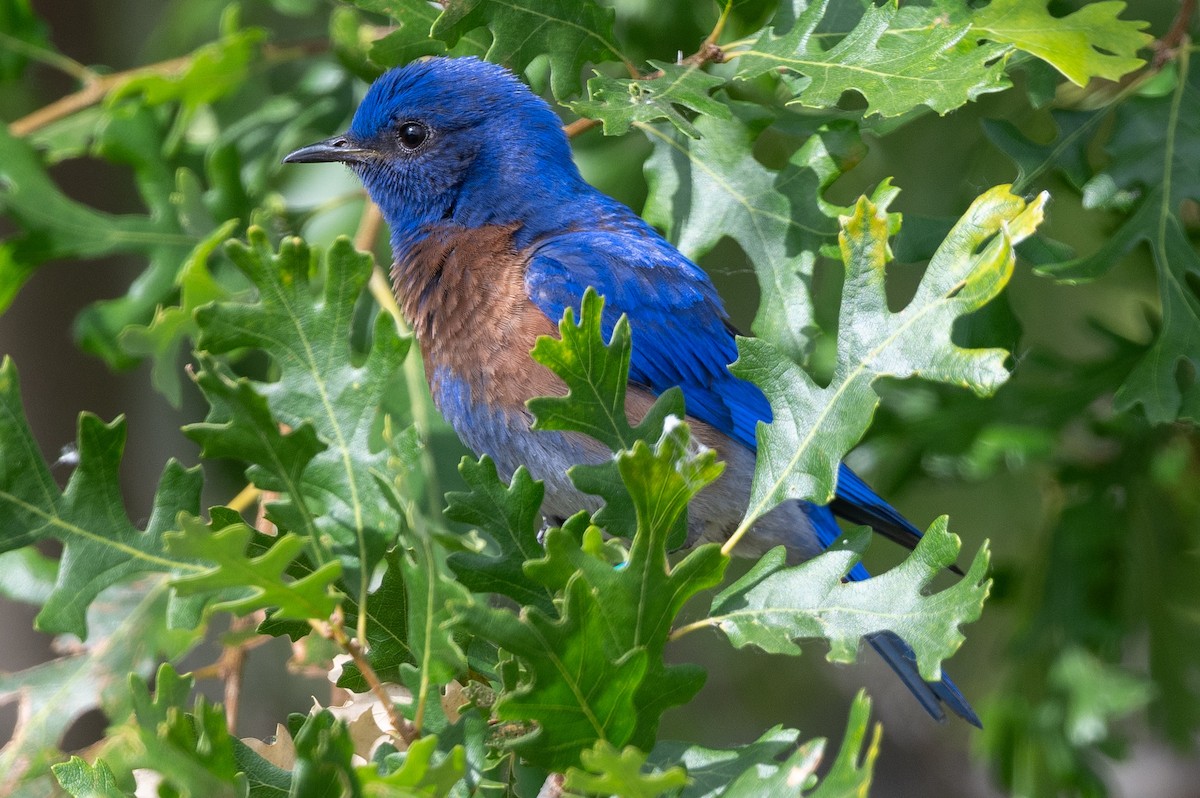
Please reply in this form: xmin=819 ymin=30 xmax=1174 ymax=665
xmin=166 ymin=517 xmax=344 ymax=621
xmin=735 ymin=0 xmax=1011 ymax=117
xmin=564 ymin=741 xmax=688 ymax=798
xmin=194 ymin=230 xmax=411 ymax=592
xmin=951 ymin=0 xmax=1151 ymax=87
xmin=734 ymin=185 xmax=1046 ymax=527
xmin=710 ymin=521 xmax=988 ymax=678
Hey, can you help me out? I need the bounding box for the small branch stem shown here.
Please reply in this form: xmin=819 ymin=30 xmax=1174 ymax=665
xmin=564 ymin=4 xmax=730 ymax=139
xmin=8 ymin=41 xmax=323 ymax=138
xmin=1154 ymin=0 xmax=1197 ymax=67
xmin=227 ymin=483 xmax=262 ymax=514
xmin=220 ymin=613 xmax=261 ymax=732
xmin=312 ymin=608 xmax=418 ymax=745
xmin=669 ymin=617 xmax=715 ymax=641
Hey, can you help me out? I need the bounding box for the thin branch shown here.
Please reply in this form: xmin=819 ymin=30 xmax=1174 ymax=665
xmin=8 ymin=54 xmax=191 ymax=136
xmin=668 ymin=617 xmax=715 ymax=642
xmin=312 ymin=607 xmax=418 ymax=745
xmin=227 ymin=483 xmax=262 ymax=514
xmin=1154 ymin=0 xmax=1197 ymax=68
xmin=563 ymin=5 xmax=731 ymax=139
xmin=220 ymin=612 xmax=263 ymax=733
xmin=8 ymin=41 xmax=324 ymax=138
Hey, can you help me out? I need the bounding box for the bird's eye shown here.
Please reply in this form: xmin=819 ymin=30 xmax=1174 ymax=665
xmin=397 ymin=121 xmax=428 ymax=150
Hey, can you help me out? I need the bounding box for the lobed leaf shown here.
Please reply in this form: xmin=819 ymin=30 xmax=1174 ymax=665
xmin=431 ymin=0 xmax=626 ymax=99
xmin=194 ymin=230 xmax=411 ymax=593
xmin=0 ymin=357 xmax=204 ymax=638
xmin=952 ymin=0 xmax=1151 ymax=87
xmin=734 ymin=185 xmax=1046 ymax=528
xmin=444 ymin=455 xmax=552 ymax=612
xmin=569 ymin=61 xmax=730 ymax=138
xmin=711 ymin=520 xmax=989 ymax=680
xmin=529 ymin=287 xmax=684 ymax=536
xmin=564 ymin=741 xmax=688 ymax=798
xmin=166 ymin=516 xmax=344 ymax=621
xmin=735 ymin=0 xmax=1012 ymax=118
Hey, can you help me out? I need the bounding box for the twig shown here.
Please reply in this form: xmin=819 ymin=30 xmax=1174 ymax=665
xmin=8 ymin=54 xmax=191 ymax=136
xmin=8 ymin=41 xmax=324 ymax=138
xmin=220 ymin=613 xmax=262 ymax=732
xmin=563 ymin=2 xmax=732 ymax=139
xmin=227 ymin=483 xmax=262 ymax=514
xmin=312 ymin=607 xmax=418 ymax=745
xmin=1154 ymin=0 xmax=1197 ymax=68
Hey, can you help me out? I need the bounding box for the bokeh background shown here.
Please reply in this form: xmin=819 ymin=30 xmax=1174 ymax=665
xmin=2 ymin=1 xmax=1198 ymax=795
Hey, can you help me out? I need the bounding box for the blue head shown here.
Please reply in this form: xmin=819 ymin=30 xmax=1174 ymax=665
xmin=284 ymin=57 xmax=586 ymax=247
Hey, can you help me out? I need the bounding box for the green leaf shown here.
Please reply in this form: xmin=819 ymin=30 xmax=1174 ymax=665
xmin=1050 ymin=648 xmax=1154 ymax=747
xmin=458 ymin=576 xmax=647 ymax=770
xmin=0 ymin=118 xmax=194 ymax=319
xmin=354 ymin=0 xmax=489 ymax=66
xmin=568 ymin=61 xmax=730 ymax=138
xmin=529 ymin=288 xmax=681 ymax=453
xmin=431 ymin=0 xmax=626 ymax=99
xmin=358 ymin=735 xmax=466 ymax=796
xmin=194 ymin=229 xmax=411 ymax=591
xmin=52 ymin=758 xmax=131 ymax=798
xmin=338 ymin=549 xmax=414 ymax=691
xmin=735 ymin=0 xmax=1011 ymax=117
xmin=0 ymin=546 xmax=57 ymax=606
xmin=709 ymin=520 xmax=989 ymax=679
xmin=290 ymin=710 xmax=361 ymax=797
xmin=649 ymin=727 xmax=802 ymax=798
xmin=0 ymin=357 xmax=205 ymax=637
xmin=444 ymin=456 xmax=552 ymax=612
xmin=642 ymin=108 xmax=878 ymax=362
xmin=733 ymin=185 xmax=1046 ymax=529
xmin=956 ymin=0 xmax=1151 ymax=87
xmin=465 ymin=421 xmax=728 ymax=769
xmin=1016 ymin=58 xmax=1200 ymax=422
xmin=529 ymin=288 xmax=685 ymax=537
xmin=564 ymin=741 xmax=688 ymax=798
xmin=119 ymin=219 xmax=238 ymax=407
xmin=185 ymin=355 xmax=328 ymax=543
xmin=0 ymin=0 xmax=51 ymax=80
xmin=0 ymin=580 xmax=203 ymax=785
xmin=90 ymin=665 xmax=244 ymax=797
xmin=724 ymin=692 xmax=879 ymax=796
xmin=982 ymin=110 xmax=1101 ymax=193
xmin=166 ymin=516 xmax=344 ymax=621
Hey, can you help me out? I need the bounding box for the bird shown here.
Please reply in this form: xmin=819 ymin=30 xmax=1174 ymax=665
xmin=284 ymin=56 xmax=980 ymax=727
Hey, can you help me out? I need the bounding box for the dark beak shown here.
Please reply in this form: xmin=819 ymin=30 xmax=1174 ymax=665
xmin=283 ymin=134 xmax=373 ymax=165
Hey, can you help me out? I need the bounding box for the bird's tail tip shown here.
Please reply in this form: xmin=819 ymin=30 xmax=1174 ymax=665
xmin=867 ymin=630 xmax=982 ymax=728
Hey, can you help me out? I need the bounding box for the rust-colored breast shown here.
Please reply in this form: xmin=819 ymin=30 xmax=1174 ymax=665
xmin=392 ymin=224 xmax=564 ymax=410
